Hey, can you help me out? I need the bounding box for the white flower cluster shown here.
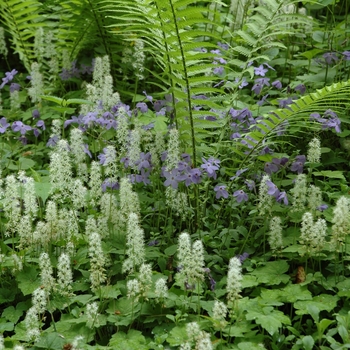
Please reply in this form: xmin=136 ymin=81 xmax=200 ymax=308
xmin=176 ymin=233 xmax=205 ymax=288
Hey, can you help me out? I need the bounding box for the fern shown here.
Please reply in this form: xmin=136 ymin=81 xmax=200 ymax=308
xmin=241 ymin=80 xmax=350 ymax=159
xmin=104 ymin=0 xmax=225 ymax=166
xmin=0 ymin=0 xmax=45 ymax=71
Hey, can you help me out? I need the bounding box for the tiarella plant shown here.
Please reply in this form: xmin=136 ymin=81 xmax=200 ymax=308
xmin=0 ymin=0 xmax=350 ymax=349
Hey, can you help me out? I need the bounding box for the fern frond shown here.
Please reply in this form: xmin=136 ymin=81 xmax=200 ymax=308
xmin=0 ymin=0 xmax=45 ymax=70
xmin=242 ymin=80 xmax=350 ymax=157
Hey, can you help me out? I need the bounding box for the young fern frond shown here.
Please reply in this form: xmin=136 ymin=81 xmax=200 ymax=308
xmin=0 ymin=0 xmax=45 ymax=70
xmin=227 ymin=0 xmax=313 ymax=76
xmin=242 ymin=80 xmax=350 ymax=158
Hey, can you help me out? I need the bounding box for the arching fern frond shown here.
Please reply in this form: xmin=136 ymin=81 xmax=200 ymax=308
xmin=0 ymin=0 xmax=45 ymax=70
xmin=240 ymin=80 xmax=350 ymax=160
xmin=104 ymin=0 xmax=225 ymax=166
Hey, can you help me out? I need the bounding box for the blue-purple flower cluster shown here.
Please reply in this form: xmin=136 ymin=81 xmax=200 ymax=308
xmin=59 ymin=60 xmax=94 ymax=80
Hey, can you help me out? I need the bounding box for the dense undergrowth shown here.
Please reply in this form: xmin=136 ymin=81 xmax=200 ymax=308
xmin=0 ymin=0 xmax=350 ymax=349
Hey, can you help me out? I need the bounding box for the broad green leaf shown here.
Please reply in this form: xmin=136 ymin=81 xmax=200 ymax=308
xmin=109 ymin=330 xmax=147 ymax=349
xmin=251 ymin=261 xmax=290 ymax=285
xmin=34 ymin=332 xmax=66 ymax=350
xmin=337 ymin=279 xmax=350 ymax=297
xmin=246 ymin=307 xmax=290 ymax=335
xmin=302 ymin=335 xmax=315 ymax=350
xmin=18 ymin=157 xmax=36 ymax=170
xmin=166 ymin=326 xmax=187 ymax=347
xmin=34 ymin=182 xmax=52 ymax=204
xmin=2 ymin=306 xmax=23 ymax=323
xmin=0 ymin=320 xmax=14 ymax=332
xmin=294 ymin=294 xmax=339 ymax=315
xmin=16 ymin=266 xmax=40 ymax=296
xmin=312 ymin=170 xmax=345 ymax=180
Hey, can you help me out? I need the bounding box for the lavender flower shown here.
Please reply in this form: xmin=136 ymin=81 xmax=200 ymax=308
xmin=0 ymin=117 xmax=10 ymax=133
xmin=10 ymin=83 xmax=20 ymax=93
xmin=201 ymin=157 xmax=220 ymax=178
xmin=136 ymin=169 xmax=151 ymax=185
xmin=237 ymin=252 xmax=249 ymax=263
xmin=342 ymin=51 xmax=350 ymax=61
xmin=254 ymin=64 xmax=268 ymax=76
xmin=251 ymin=82 xmax=263 ymax=95
xmin=272 ymin=80 xmax=282 ymax=89
xmin=323 ymin=52 xmax=339 ymax=65
xmin=317 ymin=204 xmax=328 ymax=212
xmin=214 ymin=185 xmax=229 ymax=199
xmin=163 ymin=169 xmax=181 ymax=189
xmin=136 ymin=102 xmax=148 ymax=113
xmin=32 ymin=109 xmax=40 ymax=119
xmin=36 ymin=120 xmax=45 ymax=130
xmin=266 ymin=180 xmax=279 ymax=197
xmin=0 ymin=69 xmax=18 ymax=89
xmin=276 ymin=191 xmax=288 ymax=205
xmin=291 ymin=155 xmax=306 ymax=174
xmin=264 ymin=162 xmax=279 ymax=174
xmin=233 ymin=190 xmax=248 ymax=203
xmin=295 ymin=84 xmax=306 ymax=94
xmin=101 ymin=179 xmax=120 ymax=192
xmin=12 ymin=121 xmax=32 ymax=135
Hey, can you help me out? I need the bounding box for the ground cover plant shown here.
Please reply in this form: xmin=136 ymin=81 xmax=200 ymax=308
xmin=0 ymin=0 xmax=350 ymax=349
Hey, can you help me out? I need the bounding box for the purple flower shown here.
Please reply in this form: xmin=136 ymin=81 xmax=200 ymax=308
xmin=143 ymin=90 xmax=153 ymax=103
xmin=136 ymin=152 xmax=151 ymax=171
xmin=12 ymin=121 xmax=32 ymax=135
xmin=0 ymin=69 xmax=18 ymax=89
xmin=264 ymin=162 xmax=279 ymax=174
xmin=136 ymin=102 xmax=148 ymax=113
xmin=46 ymin=135 xmax=59 ymax=147
xmin=266 ymin=180 xmax=279 ymax=197
xmin=323 ymin=52 xmax=339 ymax=65
xmin=0 ymin=117 xmax=10 ymax=133
xmin=291 ymin=155 xmax=306 ymax=174
xmin=254 ymin=64 xmax=268 ymax=76
xmin=209 ymin=276 xmax=216 ymax=291
xmin=245 ymin=180 xmax=255 ymax=191
xmin=279 ymin=97 xmax=294 ymax=108
xmin=218 ymin=42 xmax=229 ymax=50
xmin=237 ymin=252 xmax=249 ymax=263
xmin=136 ymin=168 xmax=151 ymax=185
xmin=342 ymin=51 xmax=350 ymax=61
xmin=84 ymin=144 xmax=92 ymax=158
xmin=272 ymin=80 xmax=282 ymax=89
xmin=97 ymin=148 xmax=108 ymax=165
xmin=295 ymin=84 xmax=306 ymax=94
xmin=276 ymin=191 xmax=288 ymax=205
xmin=32 ymin=109 xmax=40 ymax=119
xmin=33 ymin=128 xmax=40 ymax=137
xmin=255 ymin=78 xmax=270 ymax=87
xmin=121 ymin=156 xmax=130 ymax=168
xmin=201 ymin=157 xmax=220 ymax=176
xmin=64 ymin=115 xmax=83 ymax=128
xmin=101 ymin=179 xmax=120 ymax=192
xmin=10 ymin=83 xmax=20 ymax=93
xmin=257 ymin=94 xmax=269 ymax=106
xmin=148 ymin=240 xmax=159 ymax=246
xmin=233 ymin=190 xmax=248 ymax=203
xmin=178 ymin=168 xmax=202 ymax=186
xmin=213 ymin=66 xmax=224 ymax=75
xmin=252 ymin=82 xmax=263 ymax=95
xmin=235 ymin=77 xmax=248 ymax=89
xmin=82 ymin=112 xmax=97 ymax=126
xmin=163 ymin=169 xmax=181 ymax=189
xmin=317 ymin=204 xmax=328 ymax=212
xmin=36 ymin=120 xmax=45 ymax=130
xmin=214 ymin=185 xmax=229 ymax=199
